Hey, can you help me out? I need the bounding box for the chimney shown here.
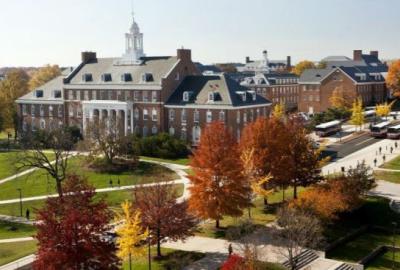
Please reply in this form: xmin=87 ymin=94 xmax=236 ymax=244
xmin=177 ymin=48 xmax=192 ymax=61
xmin=353 ymin=50 xmax=363 ymax=61
xmin=245 ymin=56 xmax=251 ymax=64
xmin=81 ymin=52 xmax=97 ymax=63
xmin=370 ymin=50 xmax=379 ymax=58
xmin=287 ymin=56 xmax=292 ymax=68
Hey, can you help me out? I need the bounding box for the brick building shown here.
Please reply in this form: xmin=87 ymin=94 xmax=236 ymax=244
xmin=16 ymin=14 xmax=270 ymax=144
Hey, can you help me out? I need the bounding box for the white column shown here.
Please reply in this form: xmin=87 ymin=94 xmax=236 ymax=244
xmin=124 ymin=109 xmax=128 ymax=135
xmin=82 ymin=108 xmax=87 ymax=135
xmin=130 ymin=109 xmax=134 ymax=134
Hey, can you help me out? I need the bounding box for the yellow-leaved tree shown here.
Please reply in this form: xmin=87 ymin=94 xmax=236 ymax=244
xmin=29 ymin=65 xmax=61 ymax=90
xmin=387 ymin=60 xmax=400 ymax=97
xmin=329 ymin=87 xmax=355 ymax=109
xmin=116 ymin=201 xmax=149 ymax=269
xmin=293 ymin=60 xmax=316 ymax=76
xmin=376 ymin=101 xmax=394 ymax=120
xmin=350 ymin=98 xmax=365 ymax=131
xmin=272 ymin=102 xmax=285 ymax=120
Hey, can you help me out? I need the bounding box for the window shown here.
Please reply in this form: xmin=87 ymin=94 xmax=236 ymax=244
xmin=181 ymin=109 xmax=187 ymax=123
xmin=76 ymin=90 xmax=80 ymax=100
xmin=101 ymin=73 xmax=112 ymax=82
xmin=58 ymin=106 xmax=63 ymax=117
xmin=152 ymin=125 xmax=158 ymax=134
xmin=309 ymin=95 xmax=313 ymax=102
xmin=69 ymin=90 xmax=74 ymax=100
xmin=134 ymin=91 xmax=139 ymax=101
xmin=169 ymin=109 xmax=175 ymax=121
xmin=117 ymin=91 xmax=123 ymax=101
xmin=236 ymin=111 xmax=241 ymax=124
xmin=77 ymin=107 xmax=82 ymax=118
xmin=40 ymin=119 xmax=46 ymax=129
xmin=93 ymin=90 xmax=98 ymax=100
xmin=49 ymin=106 xmax=53 ymax=117
xmin=152 ymin=109 xmax=158 ymax=121
xmin=84 ymin=91 xmax=89 ymax=100
xmin=143 ymin=109 xmax=148 ymax=121
xmin=181 ymin=128 xmax=187 ymax=140
xmin=143 ymin=126 xmax=148 ymax=137
xmin=69 ymin=107 xmax=74 ymax=117
xmin=108 ymin=91 xmax=112 ymax=100
xmin=256 ymin=109 xmax=260 ymax=118
xmin=142 ymin=73 xmax=154 ymax=82
xmin=22 ymin=121 xmax=27 ymax=132
xmin=249 ymin=110 xmax=254 ymax=122
xmin=40 ymin=105 xmax=44 ymax=116
xmin=243 ymin=112 xmax=247 ymax=123
xmin=53 ymin=90 xmax=62 ymax=98
xmin=219 ymin=111 xmax=225 ymax=122
xmin=121 ymin=73 xmax=132 ymax=82
xmin=237 ymin=129 xmax=240 ymax=140
xmin=143 ymin=91 xmax=149 ymax=102
xmin=58 ymin=121 xmax=63 ymax=128
xmin=35 ymin=90 xmax=44 ymax=98
xmin=315 ymin=95 xmax=320 ymax=102
xmin=183 ymin=91 xmax=192 ymax=102
xmin=208 ymin=92 xmax=214 ymax=102
xmin=22 ymin=104 xmax=27 ymax=115
xmin=206 ymin=111 xmax=212 ymax=123
xmin=32 ymin=122 xmax=36 ymax=132
xmin=82 ymin=73 xmax=93 ymax=82
xmin=169 ymin=127 xmax=175 ymax=136
xmin=194 ymin=110 xmax=199 ymax=123
xmin=152 ymin=91 xmax=157 ymax=103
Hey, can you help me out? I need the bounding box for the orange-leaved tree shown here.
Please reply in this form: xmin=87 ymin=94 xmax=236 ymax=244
xmin=387 ymin=60 xmax=400 ymax=97
xmin=189 ymin=121 xmax=252 ymax=228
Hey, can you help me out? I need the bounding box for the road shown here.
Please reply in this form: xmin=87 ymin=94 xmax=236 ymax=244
xmin=322 ymin=133 xmax=383 ymax=160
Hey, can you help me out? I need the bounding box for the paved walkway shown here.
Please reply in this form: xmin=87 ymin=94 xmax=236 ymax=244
xmin=0 ymin=237 xmax=34 ymax=244
xmin=0 ymin=214 xmax=34 ymax=225
xmin=0 ymin=255 xmax=35 ymax=270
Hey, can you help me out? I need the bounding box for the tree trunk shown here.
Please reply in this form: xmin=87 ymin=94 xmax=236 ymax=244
xmin=216 ymin=219 xmax=220 ymax=229
xmin=264 ymin=197 xmax=268 ymax=205
xmin=293 ymin=185 xmax=298 ymax=199
xmin=282 ymin=187 xmax=285 ymax=202
xmin=56 ymin=179 xmax=63 ymax=198
xmin=248 ymin=207 xmax=251 ymax=219
xmin=157 ymin=228 xmax=162 ymax=257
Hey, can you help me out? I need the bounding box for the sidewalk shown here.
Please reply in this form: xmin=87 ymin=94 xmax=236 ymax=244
xmin=0 ymin=214 xmax=34 ymax=225
xmin=0 ymin=237 xmax=34 ymax=244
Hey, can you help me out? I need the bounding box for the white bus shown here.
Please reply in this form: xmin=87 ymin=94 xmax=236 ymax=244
xmin=315 ymin=120 xmax=341 ymax=137
xmin=370 ymin=121 xmax=391 ymax=138
xmin=363 ymin=110 xmax=375 ymax=119
xmin=388 ymin=124 xmax=400 ymax=139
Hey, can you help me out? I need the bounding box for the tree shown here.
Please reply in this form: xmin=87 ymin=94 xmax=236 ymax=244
xmin=221 ymin=254 xmax=245 ymax=270
xmin=329 ymin=86 xmax=355 ymax=109
xmin=29 ymin=65 xmax=61 ymax=90
xmin=133 ymin=183 xmax=198 ymax=258
xmin=286 ymin=118 xmax=323 ymax=199
xmin=350 ymin=97 xmax=365 ymax=131
xmin=0 ymin=69 xmax=30 ymax=131
xmin=293 ymin=60 xmax=316 ymax=76
xmin=15 ymin=128 xmax=74 ymax=197
xmin=189 ymin=121 xmax=252 ymax=228
xmin=272 ymin=102 xmax=285 ymax=119
xmin=115 ymin=201 xmax=149 ymax=269
xmin=34 ymin=175 xmax=120 ymax=270
xmin=387 ymin=60 xmax=400 ymax=97
xmin=376 ymin=101 xmax=394 ymax=120
xmin=273 ymin=207 xmax=323 ymax=270
xmin=317 ymin=61 xmax=327 ymax=69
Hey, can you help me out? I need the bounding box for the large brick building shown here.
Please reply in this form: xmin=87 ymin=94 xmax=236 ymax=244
xmin=16 ymin=15 xmax=271 ymax=144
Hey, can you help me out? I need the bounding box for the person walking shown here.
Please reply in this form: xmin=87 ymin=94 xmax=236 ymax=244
xmin=379 ymin=147 xmax=382 ymax=154
xmin=117 ymin=178 xmax=121 ymax=188
xmin=109 ymin=179 xmax=113 ymax=188
xmin=383 ymin=155 xmax=386 ymax=163
xmin=228 ymin=244 xmax=233 ymax=257
xmin=374 ymin=158 xmax=377 ymax=167
xmin=391 ymin=147 xmax=394 ymax=154
xmin=26 ymin=209 xmax=30 ymax=221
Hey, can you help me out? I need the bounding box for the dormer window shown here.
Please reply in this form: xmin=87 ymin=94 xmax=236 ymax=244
xmin=356 ymin=73 xmax=367 ymax=81
xmin=82 ymin=73 xmax=93 ymax=82
xmin=101 ymin=73 xmax=112 ymax=82
xmin=183 ymin=91 xmax=193 ymax=102
xmin=121 ymin=73 xmax=132 ymax=82
xmin=35 ymin=90 xmax=44 ymax=98
xmin=237 ymin=91 xmax=247 ymax=102
xmin=53 ymin=90 xmax=62 ymax=98
xmin=248 ymin=91 xmax=256 ymax=101
xmin=208 ymin=92 xmax=215 ymax=102
xmin=142 ymin=73 xmax=154 ymax=82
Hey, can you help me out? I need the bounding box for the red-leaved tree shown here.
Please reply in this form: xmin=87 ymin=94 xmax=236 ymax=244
xmin=221 ymin=254 xmax=245 ymax=270
xmin=34 ymin=175 xmax=120 ymax=270
xmin=189 ymin=121 xmax=252 ymax=228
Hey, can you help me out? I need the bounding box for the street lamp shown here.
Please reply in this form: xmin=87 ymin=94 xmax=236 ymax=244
xmin=16 ymin=188 xmax=22 ymax=217
xmin=393 ymin=221 xmax=397 ymax=270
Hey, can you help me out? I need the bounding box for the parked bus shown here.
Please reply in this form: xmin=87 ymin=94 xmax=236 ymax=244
xmin=363 ymin=110 xmax=375 ymax=119
xmin=370 ymin=121 xmax=391 ymax=138
xmin=387 ymin=124 xmax=400 ymax=139
xmin=315 ymin=120 xmax=341 ymax=137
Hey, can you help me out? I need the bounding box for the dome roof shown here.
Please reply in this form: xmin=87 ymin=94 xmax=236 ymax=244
xmin=130 ymin=17 xmax=140 ymax=34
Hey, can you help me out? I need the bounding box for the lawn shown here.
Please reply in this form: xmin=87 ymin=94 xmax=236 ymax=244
xmin=196 ymin=187 xmax=304 ymax=239
xmin=0 ymin=240 xmax=37 ymax=266
xmin=366 ymin=250 xmax=400 ymax=270
xmin=382 ymin=155 xmax=400 ymax=170
xmin=121 ymin=248 xmax=204 ymax=269
xmin=0 ymin=156 xmax=178 ymax=201
xmin=0 ymin=221 xmax=36 ymax=240
xmin=140 ymin=156 xmax=189 ymax=166
xmin=374 ymin=170 xmax=400 ymax=183
xmin=0 ymin=184 xmax=184 ymax=219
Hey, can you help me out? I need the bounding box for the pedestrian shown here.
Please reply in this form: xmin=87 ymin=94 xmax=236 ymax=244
xmin=374 ymin=158 xmax=377 ymax=167
xmin=391 ymin=147 xmax=394 ymax=154
xmin=383 ymin=155 xmax=386 ymax=163
xmin=228 ymin=244 xmax=233 ymax=256
xmin=26 ymin=209 xmax=30 ymax=221
xmin=117 ymin=178 xmax=121 ymax=188
xmin=396 ymin=142 xmax=398 ymax=148
xmin=379 ymin=147 xmax=382 ymax=154
xmin=109 ymin=179 xmax=113 ymax=188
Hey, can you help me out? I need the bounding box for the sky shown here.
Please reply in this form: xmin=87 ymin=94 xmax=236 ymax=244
xmin=0 ymin=0 xmax=399 ymax=67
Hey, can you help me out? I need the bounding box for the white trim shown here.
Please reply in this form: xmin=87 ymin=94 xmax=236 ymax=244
xmin=16 ymin=100 xmax=64 ymax=105
xmin=165 ymin=103 xmax=271 ymax=110
xmin=64 ymin=84 xmax=162 ymax=90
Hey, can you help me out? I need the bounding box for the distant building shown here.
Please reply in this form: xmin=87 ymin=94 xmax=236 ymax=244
xmin=237 ymin=50 xmax=291 ymax=73
xmin=0 ymin=74 xmax=5 ymax=81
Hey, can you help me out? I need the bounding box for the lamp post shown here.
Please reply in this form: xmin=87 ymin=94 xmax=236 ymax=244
xmin=16 ymin=188 xmax=22 ymax=217
xmin=393 ymin=221 xmax=397 ymax=270
xmin=148 ymin=235 xmax=152 ymax=270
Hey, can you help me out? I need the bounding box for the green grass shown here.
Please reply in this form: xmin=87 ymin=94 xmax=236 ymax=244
xmin=140 ymin=156 xmax=189 ymax=166
xmin=0 ymin=221 xmax=36 ymax=240
xmin=0 ymin=184 xmax=185 ymax=220
xmin=0 ymin=157 xmax=178 ymax=201
xmin=366 ymin=250 xmax=400 ymax=270
xmin=382 ymin=155 xmax=400 ymax=170
xmin=374 ymin=170 xmax=400 ymax=183
xmin=121 ymin=248 xmax=204 ymax=269
xmin=0 ymin=240 xmax=37 ymax=266
xmin=196 ymin=187 xmax=304 ymax=239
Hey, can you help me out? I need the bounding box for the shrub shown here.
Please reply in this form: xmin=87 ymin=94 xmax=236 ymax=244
xmin=221 ymin=254 xmax=245 ymax=270
xmin=136 ymin=133 xmax=188 ymax=159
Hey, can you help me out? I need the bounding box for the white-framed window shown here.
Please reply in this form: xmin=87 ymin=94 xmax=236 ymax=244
xmin=249 ymin=110 xmax=253 ymax=122
xmin=256 ymin=108 xmax=260 ymax=118
xmin=169 ymin=127 xmax=175 ymax=136
xmin=219 ymin=111 xmax=225 ymax=122
xmin=152 ymin=125 xmax=158 ymax=134
xmin=206 ymin=110 xmax=212 ymax=123
xmin=181 ymin=109 xmax=187 ymax=123
xmin=76 ymin=90 xmax=80 ymax=100
xmin=134 ymin=91 xmax=139 ymax=101
xmin=108 ymin=91 xmax=112 ymax=100
xmin=77 ymin=107 xmax=82 ymax=118
xmin=69 ymin=90 xmax=74 ymax=100
xmin=40 ymin=105 xmax=44 ymax=117
xmin=152 ymin=109 xmax=158 ymax=121
xmin=58 ymin=121 xmax=63 ymax=128
xmin=152 ymin=91 xmax=157 ymax=103
xmin=93 ymin=90 xmax=97 ymax=100
xmin=208 ymin=92 xmax=214 ymax=102
xmin=84 ymin=91 xmax=89 ymax=100
xmin=169 ymin=109 xmax=175 ymax=121
xmin=237 ymin=129 xmax=240 ymax=140
xmin=183 ymin=91 xmax=190 ymax=102
xmin=22 ymin=121 xmax=27 ymax=132
xmin=143 ymin=109 xmax=148 ymax=121
xmin=134 ymin=108 xmax=139 ymax=120
xmin=53 ymin=90 xmax=62 ymax=98
xmin=236 ymin=111 xmax=241 ymax=124
xmin=243 ymin=112 xmax=247 ymax=123
xmin=58 ymin=106 xmax=63 ymax=117
xmin=143 ymin=126 xmax=148 ymax=137
xmin=40 ymin=119 xmax=46 ymax=129
xmin=181 ymin=128 xmax=187 ymax=140
xmin=194 ymin=110 xmax=200 ymax=123
xmin=125 ymin=91 xmax=130 ymax=101
xmin=143 ymin=91 xmax=149 ymax=102
xmin=49 ymin=106 xmax=53 ymax=117
xmin=22 ymin=104 xmax=27 ymax=115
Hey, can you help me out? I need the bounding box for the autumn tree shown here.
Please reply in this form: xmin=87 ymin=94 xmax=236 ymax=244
xmin=273 ymin=207 xmax=323 ymax=270
xmin=116 ymin=201 xmax=149 ymax=269
xmin=29 ymin=65 xmax=61 ymax=90
xmin=376 ymin=101 xmax=394 ymax=120
xmin=15 ymin=128 xmax=74 ymax=197
xmin=387 ymin=60 xmax=400 ymax=97
xmin=317 ymin=61 xmax=327 ymax=69
xmin=0 ymin=69 xmax=30 ymax=132
xmin=189 ymin=121 xmax=252 ymax=228
xmin=350 ymin=97 xmax=365 ymax=131
xmin=133 ymin=183 xmax=198 ymax=258
xmin=329 ymin=86 xmax=355 ymax=109
xmin=34 ymin=175 xmax=120 ymax=270
xmin=272 ymin=102 xmax=285 ymax=119
xmin=293 ymin=60 xmax=316 ymax=76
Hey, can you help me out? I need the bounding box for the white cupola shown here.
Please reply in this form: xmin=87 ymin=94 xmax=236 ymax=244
xmin=119 ymin=13 xmax=145 ymax=65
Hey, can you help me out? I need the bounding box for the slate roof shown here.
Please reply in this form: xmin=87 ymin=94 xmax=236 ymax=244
xmin=340 ymin=66 xmax=387 ymax=83
xmin=299 ymin=69 xmax=334 ymax=83
xmin=166 ymin=74 xmax=271 ymax=107
xmin=17 ymin=76 xmax=65 ymax=103
xmin=65 ymin=56 xmax=179 ymax=85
